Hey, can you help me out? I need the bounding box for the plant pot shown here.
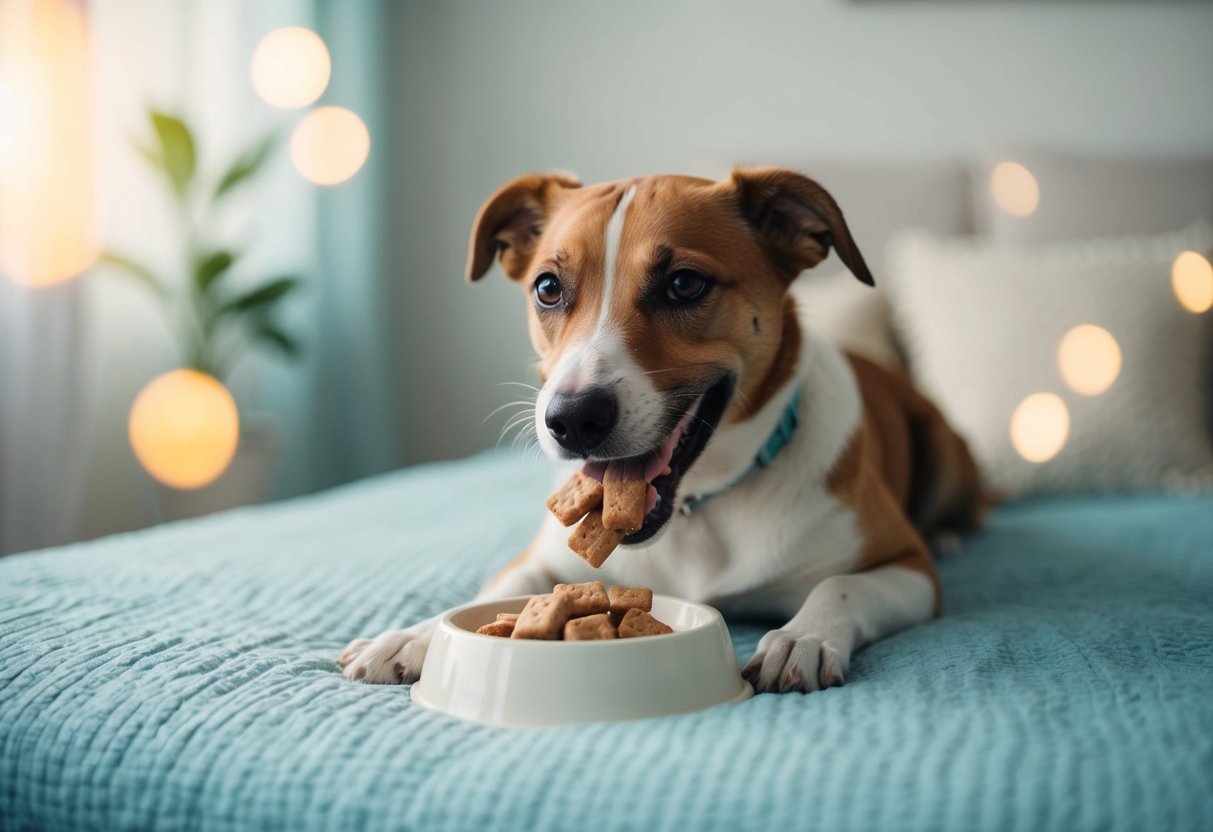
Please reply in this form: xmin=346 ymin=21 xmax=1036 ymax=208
xmin=153 ymin=413 xmax=281 ymax=522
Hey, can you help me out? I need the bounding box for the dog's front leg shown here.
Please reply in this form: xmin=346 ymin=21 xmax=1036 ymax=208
xmin=339 ymin=539 xmax=554 ymax=684
xmin=743 ymin=549 xmax=937 ymax=694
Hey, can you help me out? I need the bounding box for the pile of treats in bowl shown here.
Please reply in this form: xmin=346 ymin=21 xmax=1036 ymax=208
xmin=477 ymin=582 xmax=674 ymax=641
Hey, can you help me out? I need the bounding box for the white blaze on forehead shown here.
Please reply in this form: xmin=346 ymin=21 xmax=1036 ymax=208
xmin=597 ymin=184 xmax=637 ymax=333
xmin=534 ymin=183 xmax=666 ymax=461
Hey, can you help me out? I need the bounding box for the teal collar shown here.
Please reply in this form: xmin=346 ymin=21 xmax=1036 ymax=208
xmin=679 ymin=385 xmax=802 ymax=516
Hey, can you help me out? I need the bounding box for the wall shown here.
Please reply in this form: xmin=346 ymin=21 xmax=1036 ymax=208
xmin=389 ymin=0 xmax=1213 ymax=462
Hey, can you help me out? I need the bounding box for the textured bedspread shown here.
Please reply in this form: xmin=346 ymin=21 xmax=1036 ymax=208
xmin=2 ymin=451 xmax=1212 ymax=832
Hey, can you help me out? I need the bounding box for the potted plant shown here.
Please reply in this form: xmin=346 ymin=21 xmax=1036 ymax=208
xmin=102 ymin=109 xmax=302 ymax=520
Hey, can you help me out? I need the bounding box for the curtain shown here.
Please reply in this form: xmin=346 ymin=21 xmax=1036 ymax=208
xmin=0 ymin=0 xmax=399 ymax=554
xmin=0 ymin=0 xmax=92 ymax=554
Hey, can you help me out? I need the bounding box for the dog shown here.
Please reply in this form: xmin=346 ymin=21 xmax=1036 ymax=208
xmin=339 ymin=167 xmax=982 ymax=693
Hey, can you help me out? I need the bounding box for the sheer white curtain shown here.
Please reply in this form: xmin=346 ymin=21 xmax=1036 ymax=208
xmin=0 ymin=0 xmax=93 ymax=554
xmin=1 ymin=0 xmax=398 ymax=554
xmin=0 ymin=283 xmax=89 ymax=554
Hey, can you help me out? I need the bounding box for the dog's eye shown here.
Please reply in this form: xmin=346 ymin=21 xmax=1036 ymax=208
xmin=534 ymin=274 xmax=563 ymax=308
xmin=666 ymin=270 xmax=709 ymax=302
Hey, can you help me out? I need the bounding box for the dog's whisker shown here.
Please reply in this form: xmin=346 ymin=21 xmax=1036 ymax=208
xmin=489 ymin=410 xmax=534 ymax=435
xmin=483 ymin=399 xmax=537 ymax=425
xmin=630 ymin=361 xmax=722 ymax=377
xmin=510 ymin=421 xmax=540 ymax=453
xmin=497 ymin=381 xmax=541 ymax=393
xmin=657 ymin=404 xmax=719 ymax=433
xmin=498 ymin=413 xmax=536 ymax=446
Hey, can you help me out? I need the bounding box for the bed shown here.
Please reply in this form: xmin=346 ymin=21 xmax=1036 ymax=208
xmin=2 ymin=450 xmax=1211 ymax=831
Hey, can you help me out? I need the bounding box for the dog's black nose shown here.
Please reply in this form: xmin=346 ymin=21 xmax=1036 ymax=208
xmin=545 ymin=388 xmax=617 ymax=455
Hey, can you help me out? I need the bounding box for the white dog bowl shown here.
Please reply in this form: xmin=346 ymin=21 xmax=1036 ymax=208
xmin=411 ymin=594 xmax=752 ymax=727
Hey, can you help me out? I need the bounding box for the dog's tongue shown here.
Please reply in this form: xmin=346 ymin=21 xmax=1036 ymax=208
xmin=579 ymin=410 xmax=694 ymax=516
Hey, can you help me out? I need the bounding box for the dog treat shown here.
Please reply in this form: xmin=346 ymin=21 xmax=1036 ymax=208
xmin=511 ymin=593 xmax=571 ymax=640
xmin=546 ymin=471 xmax=605 ymax=527
xmin=563 ymin=612 xmax=617 ymax=641
xmin=476 ymin=618 xmax=516 ymax=637
xmin=602 ymin=464 xmax=647 ymax=533
xmin=617 ymin=607 xmax=674 ymax=638
xmin=494 ymin=586 xmax=672 ymax=640
xmin=608 ymin=585 xmax=653 ymax=620
xmin=554 ymin=581 xmax=610 ymax=617
xmin=567 ymin=510 xmax=626 ymax=568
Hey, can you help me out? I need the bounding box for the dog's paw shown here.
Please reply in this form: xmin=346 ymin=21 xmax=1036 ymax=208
xmin=742 ymin=629 xmax=849 ymax=694
xmin=337 ymin=638 xmax=372 ymax=668
xmin=339 ymin=629 xmax=429 ymax=684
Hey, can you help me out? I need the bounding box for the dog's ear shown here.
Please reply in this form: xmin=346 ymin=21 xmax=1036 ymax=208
xmin=466 ymin=172 xmax=582 ymax=282
xmin=729 ymin=166 xmax=874 ymax=286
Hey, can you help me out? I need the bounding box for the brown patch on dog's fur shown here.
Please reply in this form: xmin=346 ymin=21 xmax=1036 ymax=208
xmin=826 ymin=354 xmax=985 ymax=616
xmin=738 ymin=297 xmax=803 ymax=420
xmin=825 ymin=422 xmax=940 ymax=614
xmin=845 ymin=355 xmax=983 ymax=537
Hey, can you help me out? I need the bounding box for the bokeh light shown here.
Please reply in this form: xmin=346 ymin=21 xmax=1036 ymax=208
xmin=1010 ymin=393 xmax=1070 ymax=463
xmin=290 ymin=106 xmax=370 ymax=186
xmin=250 ymin=26 xmax=331 ymax=109
xmin=0 ymin=0 xmax=98 ymax=287
xmin=1057 ymin=324 xmax=1121 ymax=396
xmin=1171 ymin=250 xmax=1213 ymax=314
xmin=129 ymin=370 xmax=240 ymax=490
xmin=990 ymin=161 xmax=1040 ymax=218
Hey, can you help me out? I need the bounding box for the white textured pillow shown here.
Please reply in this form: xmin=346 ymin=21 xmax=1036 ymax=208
xmin=885 ymin=223 xmax=1213 ymax=498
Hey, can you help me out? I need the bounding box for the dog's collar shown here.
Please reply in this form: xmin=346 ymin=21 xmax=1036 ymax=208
xmin=679 ymin=385 xmax=802 ymax=517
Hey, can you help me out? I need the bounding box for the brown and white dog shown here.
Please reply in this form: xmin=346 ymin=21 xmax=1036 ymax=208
xmin=339 ymin=167 xmax=981 ymax=693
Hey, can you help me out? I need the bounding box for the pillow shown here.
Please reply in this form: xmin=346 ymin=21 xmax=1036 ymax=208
xmin=791 ymin=271 xmax=904 ymax=373
xmin=884 ymin=222 xmax=1213 ymax=498
xmin=775 ymin=161 xmax=973 ymax=375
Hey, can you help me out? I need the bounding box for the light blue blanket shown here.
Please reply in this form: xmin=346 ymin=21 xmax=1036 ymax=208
xmin=2 ymin=451 xmax=1211 ymax=831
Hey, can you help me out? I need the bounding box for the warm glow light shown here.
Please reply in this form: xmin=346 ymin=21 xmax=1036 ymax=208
xmin=250 ymin=26 xmax=331 ymax=109
xmin=990 ymin=161 xmax=1040 ymax=218
xmin=1171 ymin=250 xmax=1213 ymax=314
xmin=290 ymin=106 xmax=370 ymax=186
xmin=1010 ymin=393 xmax=1070 ymax=463
xmin=1057 ymin=324 xmax=1121 ymax=396
xmin=129 ymin=370 xmax=240 ymax=490
xmin=0 ymin=0 xmax=98 ymax=286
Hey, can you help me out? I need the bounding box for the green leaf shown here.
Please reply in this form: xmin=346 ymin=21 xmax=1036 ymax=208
xmin=253 ymin=324 xmax=301 ymax=357
xmin=214 ymin=133 xmax=277 ymax=201
xmin=216 ymin=276 xmax=300 ymax=317
xmin=149 ymin=110 xmax=196 ymax=197
xmin=133 ymin=140 xmax=162 ymax=169
xmin=194 ymin=249 xmax=235 ymax=294
xmin=98 ymin=250 xmax=167 ymax=298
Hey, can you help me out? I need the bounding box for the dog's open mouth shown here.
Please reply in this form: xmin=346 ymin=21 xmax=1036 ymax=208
xmin=580 ymin=376 xmax=733 ymax=544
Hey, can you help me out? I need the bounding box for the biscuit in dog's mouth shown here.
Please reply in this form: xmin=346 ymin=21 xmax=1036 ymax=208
xmin=580 ymin=376 xmax=733 ymax=544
